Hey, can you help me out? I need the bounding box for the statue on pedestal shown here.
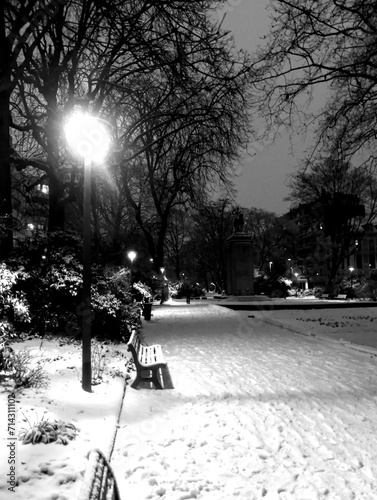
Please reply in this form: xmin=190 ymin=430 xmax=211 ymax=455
xmin=234 ymin=208 xmax=244 ymax=233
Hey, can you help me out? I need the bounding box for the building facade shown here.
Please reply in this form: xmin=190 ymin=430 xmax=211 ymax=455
xmin=283 ymin=196 xmax=376 ymax=286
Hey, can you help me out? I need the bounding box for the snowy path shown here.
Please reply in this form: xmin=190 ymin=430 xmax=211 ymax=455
xmin=112 ymin=303 xmax=377 ymax=500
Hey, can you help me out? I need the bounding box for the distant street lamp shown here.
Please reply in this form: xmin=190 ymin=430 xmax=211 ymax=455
xmin=349 ymin=266 xmax=354 ymax=288
xmin=128 ymin=251 xmax=137 ymax=288
xmin=64 ymin=112 xmax=110 ymax=393
xmin=287 ymin=258 xmax=292 ymax=278
xmin=294 ymin=272 xmax=299 ymax=296
xmin=160 ymin=267 xmax=166 ymax=304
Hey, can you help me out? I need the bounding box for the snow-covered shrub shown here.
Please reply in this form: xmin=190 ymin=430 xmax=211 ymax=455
xmin=91 ymin=340 xmax=106 ymax=385
xmin=0 ymin=341 xmax=14 ymax=371
xmin=90 ymin=269 xmax=141 ymax=341
xmin=313 ymin=287 xmax=324 ymax=298
xmin=6 ymin=232 xmax=141 ymax=341
xmin=0 ymin=264 xmax=31 ymax=329
xmin=11 ymin=348 xmax=49 ymax=389
xmin=19 ymin=416 xmax=78 ymax=445
xmin=133 ymin=281 xmax=152 ymax=301
xmin=0 ymin=319 xmax=16 ymax=339
xmin=354 ymin=280 xmax=377 ymax=301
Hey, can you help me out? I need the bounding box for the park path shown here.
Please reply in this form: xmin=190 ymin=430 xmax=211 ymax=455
xmin=111 ymin=303 xmax=377 ymax=500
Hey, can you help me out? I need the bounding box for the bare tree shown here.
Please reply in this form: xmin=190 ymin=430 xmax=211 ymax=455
xmin=288 ymin=150 xmax=377 ymax=289
xmin=164 ymin=208 xmax=192 ymax=280
xmin=8 ymin=0 xmax=253 ymax=265
xmin=189 ymin=198 xmax=235 ymax=292
xmin=1 ymin=1 xmax=62 ymax=257
xmin=107 ymin=10 xmax=252 ymax=270
xmin=244 ymin=208 xmax=291 ymax=272
xmin=253 ymin=0 xmax=377 ymax=150
xmin=9 ymin=0 xmax=164 ymax=233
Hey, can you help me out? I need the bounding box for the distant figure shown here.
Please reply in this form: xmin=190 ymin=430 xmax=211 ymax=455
xmin=182 ymin=282 xmax=191 ymax=303
xmin=234 ymin=209 xmax=244 ymax=233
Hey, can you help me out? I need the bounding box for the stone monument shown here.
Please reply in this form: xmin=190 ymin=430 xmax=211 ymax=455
xmin=226 ymin=209 xmax=254 ymax=296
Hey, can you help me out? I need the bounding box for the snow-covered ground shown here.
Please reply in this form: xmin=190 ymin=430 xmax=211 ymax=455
xmin=1 ymin=301 xmax=377 ymax=499
xmin=244 ymin=298 xmax=377 ymax=351
xmin=0 ymin=339 xmax=127 ymax=500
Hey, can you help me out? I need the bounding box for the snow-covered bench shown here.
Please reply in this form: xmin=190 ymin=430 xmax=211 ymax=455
xmin=334 ymin=294 xmax=348 ymax=300
xmin=127 ymin=330 xmax=166 ymax=389
xmin=78 ymin=448 xmax=121 ymax=500
xmin=320 ymin=293 xmax=329 ymax=299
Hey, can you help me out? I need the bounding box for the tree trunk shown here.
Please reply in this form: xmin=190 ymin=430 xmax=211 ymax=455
xmin=48 ymin=170 xmax=65 ymax=232
xmin=0 ymin=9 xmax=13 ymax=259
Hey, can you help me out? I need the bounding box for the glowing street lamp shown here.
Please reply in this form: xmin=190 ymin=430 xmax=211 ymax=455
xmin=128 ymin=250 xmax=137 ymax=263
xmin=128 ymin=251 xmax=137 ymax=287
xmin=64 ymin=112 xmax=110 ymax=392
xmin=160 ymin=267 xmax=166 ymax=304
xmin=349 ymin=266 xmax=354 ymax=288
xmin=287 ymin=258 xmax=292 ymax=278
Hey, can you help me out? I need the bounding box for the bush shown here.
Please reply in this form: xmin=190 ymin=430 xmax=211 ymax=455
xmin=335 ymin=273 xmax=377 ymax=300
xmin=0 ymin=263 xmax=31 ymax=328
xmin=10 ymin=348 xmax=49 ymax=389
xmin=313 ymin=287 xmax=324 ymax=298
xmin=132 ymin=281 xmax=152 ymax=301
xmin=0 ymin=341 xmax=14 ymax=371
xmin=91 ymin=340 xmax=106 ymax=385
xmin=19 ymin=416 xmax=78 ymax=445
xmin=354 ymin=280 xmax=377 ymax=301
xmin=4 ymin=231 xmax=141 ymax=342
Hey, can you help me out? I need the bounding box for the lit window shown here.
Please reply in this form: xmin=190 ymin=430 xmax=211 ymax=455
xmin=27 ymin=223 xmax=35 ymax=231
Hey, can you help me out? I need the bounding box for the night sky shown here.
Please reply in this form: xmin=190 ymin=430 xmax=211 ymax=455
xmin=222 ymin=1 xmax=318 ymax=215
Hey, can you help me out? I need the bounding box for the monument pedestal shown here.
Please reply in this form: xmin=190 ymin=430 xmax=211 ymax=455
xmin=226 ymin=232 xmax=254 ymax=296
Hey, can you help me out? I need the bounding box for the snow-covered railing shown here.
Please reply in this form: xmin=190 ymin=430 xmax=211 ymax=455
xmin=78 ymin=448 xmax=121 ymax=500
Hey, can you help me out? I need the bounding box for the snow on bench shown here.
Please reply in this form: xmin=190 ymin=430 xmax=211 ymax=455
xmin=334 ymin=294 xmax=348 ymax=300
xmin=320 ymin=294 xmax=329 ymax=299
xmin=127 ymin=330 xmax=166 ymax=389
xmin=78 ymin=448 xmax=121 ymax=500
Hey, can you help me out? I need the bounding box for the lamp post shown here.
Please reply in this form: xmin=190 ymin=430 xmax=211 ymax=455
xmin=160 ymin=267 xmax=165 ymax=304
xmin=349 ymin=266 xmax=354 ymax=288
xmin=287 ymin=258 xmax=292 ymax=278
xmin=128 ymin=251 xmax=137 ymax=288
xmin=64 ymin=113 xmax=110 ymax=392
xmin=294 ymin=272 xmax=299 ymax=296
